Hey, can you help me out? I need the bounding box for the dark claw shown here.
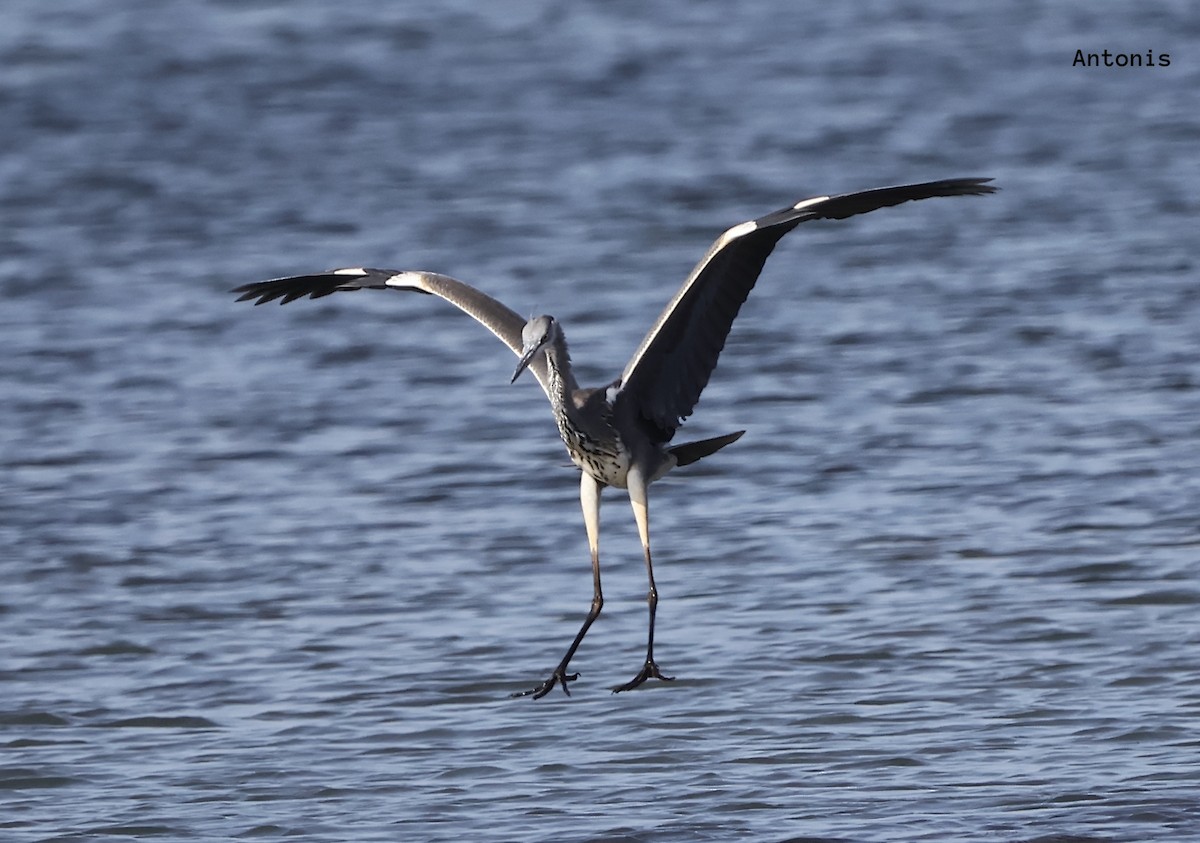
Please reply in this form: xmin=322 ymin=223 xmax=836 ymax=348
xmin=612 ymin=659 xmax=674 ymax=693
xmin=512 ymin=669 xmax=580 ymax=700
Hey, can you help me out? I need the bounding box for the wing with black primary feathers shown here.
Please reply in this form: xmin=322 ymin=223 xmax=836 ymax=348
xmin=231 ymin=267 xmax=553 ymax=398
xmin=618 ymin=177 xmax=997 ymax=442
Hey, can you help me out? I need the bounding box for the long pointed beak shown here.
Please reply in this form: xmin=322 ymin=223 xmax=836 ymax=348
xmin=511 ymin=347 xmax=537 ymax=384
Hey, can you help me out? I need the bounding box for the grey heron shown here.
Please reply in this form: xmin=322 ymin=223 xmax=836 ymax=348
xmin=232 ymin=177 xmax=996 ymax=699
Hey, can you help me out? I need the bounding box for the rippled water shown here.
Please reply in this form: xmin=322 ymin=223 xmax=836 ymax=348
xmin=3 ymin=2 xmax=1198 ymax=841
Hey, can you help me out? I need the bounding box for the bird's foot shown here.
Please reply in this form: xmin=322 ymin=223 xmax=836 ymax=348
xmin=612 ymin=659 xmax=674 ymax=694
xmin=511 ymin=667 xmax=579 ymax=700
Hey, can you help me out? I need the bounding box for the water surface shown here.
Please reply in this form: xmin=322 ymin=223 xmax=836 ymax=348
xmin=2 ymin=2 xmax=1198 ymax=841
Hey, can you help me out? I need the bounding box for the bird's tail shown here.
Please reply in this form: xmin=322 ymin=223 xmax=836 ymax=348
xmin=668 ymin=430 xmax=745 ymax=468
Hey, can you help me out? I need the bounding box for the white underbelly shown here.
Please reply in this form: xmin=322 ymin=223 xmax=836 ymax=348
xmin=568 ymin=446 xmax=632 ymax=488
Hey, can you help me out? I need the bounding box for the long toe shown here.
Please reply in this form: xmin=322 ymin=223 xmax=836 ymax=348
xmin=612 ymin=660 xmax=675 ymax=694
xmin=512 ymin=669 xmax=580 ymax=700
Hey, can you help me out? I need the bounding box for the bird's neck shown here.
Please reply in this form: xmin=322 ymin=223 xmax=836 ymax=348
xmin=543 ymin=331 xmax=579 ymax=411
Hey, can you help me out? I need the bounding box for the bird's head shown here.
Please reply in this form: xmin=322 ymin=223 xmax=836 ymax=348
xmin=512 ymin=315 xmax=557 ymax=383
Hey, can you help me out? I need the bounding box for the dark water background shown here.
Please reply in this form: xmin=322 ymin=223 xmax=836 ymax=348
xmin=2 ymin=2 xmax=1198 ymax=841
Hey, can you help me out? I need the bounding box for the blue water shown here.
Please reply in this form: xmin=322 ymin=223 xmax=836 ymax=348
xmin=2 ymin=2 xmax=1198 ymax=841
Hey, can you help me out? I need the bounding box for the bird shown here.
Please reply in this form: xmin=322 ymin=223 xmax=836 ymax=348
xmin=232 ymin=177 xmax=996 ymax=699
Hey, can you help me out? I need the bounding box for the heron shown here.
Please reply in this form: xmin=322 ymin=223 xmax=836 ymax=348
xmin=232 ymin=177 xmax=996 ymax=699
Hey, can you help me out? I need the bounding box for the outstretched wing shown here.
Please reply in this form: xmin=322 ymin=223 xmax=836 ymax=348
xmin=231 ymin=268 xmax=552 ymax=399
xmin=618 ymin=177 xmax=997 ymax=442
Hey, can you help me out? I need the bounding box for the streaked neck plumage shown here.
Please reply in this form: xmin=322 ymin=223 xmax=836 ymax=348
xmin=542 ymin=323 xmax=580 ymax=412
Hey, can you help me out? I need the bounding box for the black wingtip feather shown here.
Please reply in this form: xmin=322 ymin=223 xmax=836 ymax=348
xmin=814 ymin=177 xmax=998 ymax=220
xmin=231 ymin=270 xmax=401 ymax=307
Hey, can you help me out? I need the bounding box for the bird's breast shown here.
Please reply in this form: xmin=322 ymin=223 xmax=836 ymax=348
xmin=555 ymin=407 xmax=631 ymax=488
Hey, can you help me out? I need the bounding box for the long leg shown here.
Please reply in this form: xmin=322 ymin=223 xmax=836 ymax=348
xmin=512 ymin=472 xmax=605 ymax=699
xmin=613 ymin=464 xmax=674 ymax=693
